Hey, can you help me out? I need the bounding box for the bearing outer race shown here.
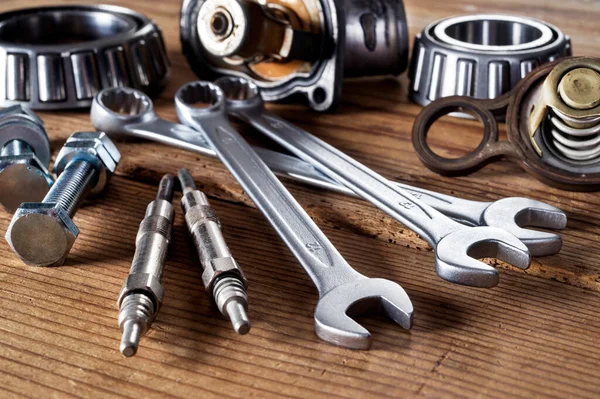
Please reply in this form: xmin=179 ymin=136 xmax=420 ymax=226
xmin=409 ymin=15 xmax=572 ymax=109
xmin=0 ymin=5 xmax=171 ymax=110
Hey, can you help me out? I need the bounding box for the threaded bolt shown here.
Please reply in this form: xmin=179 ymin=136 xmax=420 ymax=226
xmin=5 ymin=132 xmax=120 ymax=266
xmin=45 ymin=160 xmax=98 ymax=218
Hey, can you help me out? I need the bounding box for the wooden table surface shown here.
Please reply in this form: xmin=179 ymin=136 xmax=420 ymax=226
xmin=1 ymin=0 xmax=599 ymax=398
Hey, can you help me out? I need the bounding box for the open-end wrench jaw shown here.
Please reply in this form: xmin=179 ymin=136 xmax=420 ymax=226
xmin=436 ymin=227 xmax=531 ymax=288
xmin=481 ymin=198 xmax=567 ymax=257
xmin=314 ymin=278 xmax=413 ymax=350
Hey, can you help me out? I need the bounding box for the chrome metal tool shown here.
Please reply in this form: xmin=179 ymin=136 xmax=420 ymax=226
xmin=214 ymin=77 xmax=533 ymax=288
xmin=91 ymin=87 xmax=567 ymax=256
xmin=175 ymin=81 xmax=413 ymax=350
xmin=118 ymin=174 xmax=176 ymax=357
xmin=178 ymin=168 xmax=250 ymax=335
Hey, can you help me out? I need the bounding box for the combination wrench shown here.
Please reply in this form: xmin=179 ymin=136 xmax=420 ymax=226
xmin=212 ymin=77 xmax=534 ymax=288
xmin=173 ymin=81 xmax=414 ymax=349
xmin=91 ymin=88 xmax=566 ymax=257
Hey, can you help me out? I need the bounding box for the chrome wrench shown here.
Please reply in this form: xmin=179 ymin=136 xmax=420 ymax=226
xmin=91 ymin=88 xmax=566 ymax=257
xmin=174 ymin=81 xmax=413 ymax=349
xmin=213 ymin=77 xmax=532 ymax=288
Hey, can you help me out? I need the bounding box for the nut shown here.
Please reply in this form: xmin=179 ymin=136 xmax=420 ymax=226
xmin=117 ymin=273 xmax=165 ymax=310
xmin=0 ymin=154 xmax=53 ymax=212
xmin=53 ymin=132 xmax=121 ymax=194
xmin=5 ymin=203 xmax=79 ymax=266
xmin=202 ymin=257 xmax=245 ymax=290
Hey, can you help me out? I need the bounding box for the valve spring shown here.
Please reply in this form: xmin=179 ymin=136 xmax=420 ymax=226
xmin=544 ymin=109 xmax=600 ymax=162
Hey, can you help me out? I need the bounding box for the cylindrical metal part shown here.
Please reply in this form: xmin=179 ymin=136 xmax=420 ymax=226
xmin=117 ymin=174 xmax=175 ymax=357
xmin=0 ymin=5 xmax=170 ymax=110
xmin=44 ymin=160 xmax=98 ymax=218
xmin=177 ymin=168 xmax=250 ymax=334
xmin=409 ymin=15 xmax=572 ymax=108
xmin=37 ymin=54 xmax=66 ymax=102
xmin=0 ymin=139 xmax=33 ymax=157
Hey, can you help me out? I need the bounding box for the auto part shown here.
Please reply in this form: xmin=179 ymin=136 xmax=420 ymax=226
xmin=180 ymin=0 xmax=409 ymax=111
xmin=0 ymin=5 xmax=170 ymax=110
xmin=409 ymin=15 xmax=571 ymax=109
xmin=412 ymin=57 xmax=600 ymax=191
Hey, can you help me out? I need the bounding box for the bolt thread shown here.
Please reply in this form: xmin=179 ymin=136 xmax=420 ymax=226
xmin=118 ymin=293 xmax=155 ymax=325
xmin=0 ymin=139 xmax=33 ymax=157
xmin=44 ymin=160 xmax=97 ymax=217
xmin=213 ymin=276 xmax=250 ymax=334
xmin=118 ymin=293 xmax=156 ymax=357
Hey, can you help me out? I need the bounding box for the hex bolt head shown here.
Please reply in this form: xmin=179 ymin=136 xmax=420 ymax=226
xmin=5 ymin=203 xmax=78 ymax=267
xmin=53 ymin=131 xmax=121 ymax=194
xmin=4 ymin=131 xmax=121 ymax=266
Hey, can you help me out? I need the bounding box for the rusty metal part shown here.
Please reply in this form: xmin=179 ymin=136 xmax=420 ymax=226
xmin=412 ymin=57 xmax=600 ymax=191
xmin=180 ymin=0 xmax=409 ymax=111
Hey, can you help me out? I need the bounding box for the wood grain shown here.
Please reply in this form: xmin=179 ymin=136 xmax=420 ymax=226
xmin=1 ymin=0 xmax=600 ymax=398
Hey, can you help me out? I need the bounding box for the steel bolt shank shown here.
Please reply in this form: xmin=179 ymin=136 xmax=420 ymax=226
xmin=117 ymin=174 xmax=175 ymax=357
xmin=178 ymin=168 xmax=250 ymax=335
xmin=45 ymin=160 xmax=98 ymax=218
xmin=5 ymin=132 xmax=120 ymax=266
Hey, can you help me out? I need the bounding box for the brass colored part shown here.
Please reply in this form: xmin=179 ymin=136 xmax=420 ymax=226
xmin=528 ymin=57 xmax=600 ymax=155
xmin=558 ymin=68 xmax=600 ymax=110
xmin=235 ymin=0 xmax=293 ymax=60
xmin=249 ymin=0 xmax=321 ymax=81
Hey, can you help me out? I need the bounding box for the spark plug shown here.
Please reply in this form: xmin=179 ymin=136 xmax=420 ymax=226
xmin=177 ymin=169 xmax=250 ymax=334
xmin=117 ymin=174 xmax=176 ymax=357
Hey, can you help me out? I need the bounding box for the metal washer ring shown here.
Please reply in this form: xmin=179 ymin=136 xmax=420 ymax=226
xmin=0 ymin=5 xmax=171 ymax=110
xmin=409 ymin=14 xmax=571 ymax=108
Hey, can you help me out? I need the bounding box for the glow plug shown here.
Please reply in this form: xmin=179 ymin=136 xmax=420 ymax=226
xmin=177 ymin=169 xmax=250 ymax=334
xmin=117 ymin=174 xmax=176 ymax=357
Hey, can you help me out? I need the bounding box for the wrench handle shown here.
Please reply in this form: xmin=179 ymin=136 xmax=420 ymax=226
xmin=393 ymin=183 xmax=489 ymax=226
xmin=185 ymin=117 xmax=362 ymax=295
xmin=236 ymin=109 xmax=463 ymax=245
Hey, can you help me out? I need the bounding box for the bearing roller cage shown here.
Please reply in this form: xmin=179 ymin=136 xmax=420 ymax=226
xmin=180 ymin=0 xmax=409 ymax=111
xmin=409 ymin=15 xmax=572 ymax=108
xmin=0 ymin=5 xmax=171 ymax=110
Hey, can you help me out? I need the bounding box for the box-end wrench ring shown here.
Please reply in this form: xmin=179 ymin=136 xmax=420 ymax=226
xmin=91 ymin=88 xmax=566 ymax=257
xmin=173 ymin=81 xmax=413 ymax=349
xmin=213 ymin=77 xmax=533 ymax=288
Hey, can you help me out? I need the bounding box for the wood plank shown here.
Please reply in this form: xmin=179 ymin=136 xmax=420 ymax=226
xmin=0 ymin=0 xmax=599 ymax=397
